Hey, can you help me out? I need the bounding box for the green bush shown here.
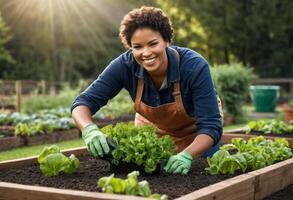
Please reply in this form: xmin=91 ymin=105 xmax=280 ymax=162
xmin=21 ymin=84 xmax=81 ymax=114
xmin=211 ymin=63 xmax=257 ymax=122
xmin=96 ymin=89 xmax=135 ymax=119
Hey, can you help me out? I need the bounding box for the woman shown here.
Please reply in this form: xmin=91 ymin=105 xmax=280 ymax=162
xmin=71 ymin=7 xmax=223 ymax=175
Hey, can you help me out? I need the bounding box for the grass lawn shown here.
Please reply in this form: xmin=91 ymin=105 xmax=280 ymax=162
xmin=0 ymin=138 xmax=85 ymax=162
xmin=223 ymin=123 xmax=246 ymax=131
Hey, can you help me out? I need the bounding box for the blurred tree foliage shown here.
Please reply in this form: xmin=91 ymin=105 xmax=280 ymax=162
xmin=0 ymin=0 xmax=292 ymax=81
xmin=157 ymin=0 xmax=293 ymax=78
xmin=0 ymin=11 xmax=15 ymax=77
xmin=0 ymin=0 xmax=156 ymax=81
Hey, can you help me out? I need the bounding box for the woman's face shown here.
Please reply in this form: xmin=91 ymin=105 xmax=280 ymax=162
xmin=131 ymin=28 xmax=169 ymax=77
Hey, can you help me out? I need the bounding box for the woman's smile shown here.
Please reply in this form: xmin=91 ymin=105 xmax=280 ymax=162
xmin=143 ymin=57 xmax=157 ymax=65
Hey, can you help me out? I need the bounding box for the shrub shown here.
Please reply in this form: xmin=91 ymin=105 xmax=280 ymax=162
xmin=211 ymin=63 xmax=257 ymax=123
xmin=21 ymin=84 xmax=81 ymax=114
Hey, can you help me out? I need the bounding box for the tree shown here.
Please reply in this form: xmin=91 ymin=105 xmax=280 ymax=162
xmin=0 ymin=0 xmax=157 ymax=81
xmin=157 ymin=0 xmax=293 ymax=77
xmin=0 ymin=11 xmax=15 ymax=78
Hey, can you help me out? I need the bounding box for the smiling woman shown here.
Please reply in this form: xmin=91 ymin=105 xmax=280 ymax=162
xmin=71 ymin=6 xmax=224 ymax=175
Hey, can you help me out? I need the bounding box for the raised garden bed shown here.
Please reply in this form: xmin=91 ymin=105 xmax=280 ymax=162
xmin=222 ymin=129 xmax=293 ymax=148
xmin=25 ymin=129 xmax=81 ymax=146
xmin=0 ymin=126 xmax=25 ymax=151
xmin=0 ymin=114 xmax=134 ymax=151
xmin=0 ymin=125 xmax=15 ymax=133
xmin=0 ymin=129 xmax=81 ymax=151
xmin=0 ymin=147 xmax=292 ymax=200
xmin=0 ymin=135 xmax=25 ymax=151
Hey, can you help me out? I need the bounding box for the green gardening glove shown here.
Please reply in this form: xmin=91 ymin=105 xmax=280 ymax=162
xmin=164 ymin=151 xmax=193 ymax=175
xmin=82 ymin=124 xmax=110 ymax=158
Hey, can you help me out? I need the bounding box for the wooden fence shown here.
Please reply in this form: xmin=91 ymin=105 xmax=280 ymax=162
xmin=0 ymin=80 xmax=69 ymax=112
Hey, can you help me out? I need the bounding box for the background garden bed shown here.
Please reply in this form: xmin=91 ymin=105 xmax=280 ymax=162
xmin=222 ymin=129 xmax=293 ymax=148
xmin=0 ymin=129 xmax=80 ymax=151
xmin=0 ymin=113 xmax=134 ymax=151
xmin=95 ymin=114 xmax=134 ymax=127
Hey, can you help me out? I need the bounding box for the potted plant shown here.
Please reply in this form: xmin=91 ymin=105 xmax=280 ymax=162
xmin=281 ymin=99 xmax=293 ymax=124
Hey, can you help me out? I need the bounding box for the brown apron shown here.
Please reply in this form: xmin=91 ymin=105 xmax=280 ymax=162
xmin=134 ymin=48 xmax=223 ymax=154
xmin=134 ymin=78 xmax=197 ymax=153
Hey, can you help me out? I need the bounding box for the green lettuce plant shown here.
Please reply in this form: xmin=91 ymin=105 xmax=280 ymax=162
xmin=37 ymin=145 xmax=80 ymax=176
xmin=245 ymin=119 xmax=293 ymax=134
xmin=206 ymin=136 xmax=292 ymax=175
xmin=101 ymin=123 xmax=176 ymax=173
xmin=97 ymin=171 xmax=168 ymax=199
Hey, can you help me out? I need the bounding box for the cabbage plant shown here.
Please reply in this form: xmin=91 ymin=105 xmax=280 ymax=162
xmin=37 ymin=145 xmax=80 ymax=176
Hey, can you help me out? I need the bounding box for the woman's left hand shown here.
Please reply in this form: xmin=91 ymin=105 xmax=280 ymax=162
xmin=164 ymin=151 xmax=193 ymax=175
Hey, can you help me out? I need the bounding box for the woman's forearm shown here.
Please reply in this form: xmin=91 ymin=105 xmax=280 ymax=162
xmin=72 ymin=105 xmax=94 ymax=130
xmin=184 ymin=134 xmax=214 ymax=159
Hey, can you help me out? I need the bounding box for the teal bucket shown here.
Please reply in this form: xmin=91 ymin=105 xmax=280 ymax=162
xmin=249 ymin=85 xmax=280 ymax=113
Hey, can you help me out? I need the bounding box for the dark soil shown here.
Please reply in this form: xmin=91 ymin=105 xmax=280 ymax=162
xmin=0 ymin=155 xmax=291 ymax=199
xmin=0 ymin=155 xmax=235 ymax=199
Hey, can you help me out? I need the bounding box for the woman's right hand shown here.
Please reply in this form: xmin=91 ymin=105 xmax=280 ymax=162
xmin=81 ymin=124 xmax=110 ymax=157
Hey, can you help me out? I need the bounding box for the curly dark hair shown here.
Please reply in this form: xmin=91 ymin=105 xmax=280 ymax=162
xmin=119 ymin=6 xmax=173 ymax=48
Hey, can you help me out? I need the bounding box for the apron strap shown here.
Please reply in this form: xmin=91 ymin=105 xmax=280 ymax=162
xmin=135 ymin=78 xmax=144 ymax=111
xmin=172 ymin=81 xmax=184 ymax=111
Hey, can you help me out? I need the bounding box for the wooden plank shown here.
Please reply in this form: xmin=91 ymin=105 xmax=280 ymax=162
xmin=175 ymin=174 xmax=255 ymax=200
xmin=0 ymin=136 xmax=25 ymax=151
xmin=15 ymin=81 xmax=22 ymax=112
xmin=248 ymin=158 xmax=293 ymax=200
xmin=0 ymin=129 xmax=81 ymax=150
xmin=0 ymin=156 xmax=37 ymax=170
xmin=252 ymin=78 xmax=293 ymax=84
xmin=0 ymin=182 xmax=149 ymax=200
xmin=0 ymin=147 xmax=88 ymax=170
xmin=252 ymin=78 xmax=293 ymax=95
xmin=25 ymin=129 xmax=81 ymax=146
xmin=221 ymin=132 xmax=293 ymax=148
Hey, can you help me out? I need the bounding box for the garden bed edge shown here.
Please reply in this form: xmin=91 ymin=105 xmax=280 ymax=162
xmin=0 ymin=147 xmax=292 ymax=200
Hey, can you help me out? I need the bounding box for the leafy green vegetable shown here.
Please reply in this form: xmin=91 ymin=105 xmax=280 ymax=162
xmin=37 ymin=145 xmax=80 ymax=176
xmin=245 ymin=120 xmax=293 ymax=135
xmin=40 ymin=153 xmax=71 ymax=176
xmin=94 ymin=89 xmax=134 ymax=119
xmin=97 ymin=171 xmax=168 ymax=199
xmin=64 ymin=154 xmax=80 ymax=174
xmin=101 ymin=123 xmax=176 ymax=173
xmin=206 ymin=136 xmax=293 ymax=175
xmin=38 ymin=145 xmax=60 ymax=163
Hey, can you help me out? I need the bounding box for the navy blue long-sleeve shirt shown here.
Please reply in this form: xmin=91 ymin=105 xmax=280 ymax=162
xmin=71 ymin=46 xmax=222 ymax=144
